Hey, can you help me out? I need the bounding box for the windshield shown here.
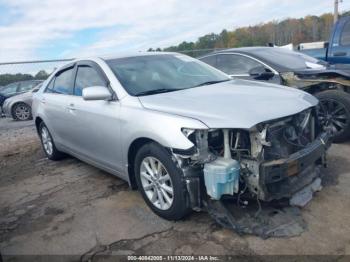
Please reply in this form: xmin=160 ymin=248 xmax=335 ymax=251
xmin=0 ymin=83 xmax=18 ymax=96
xmin=253 ymin=48 xmax=327 ymax=70
xmin=106 ymin=54 xmax=230 ymax=96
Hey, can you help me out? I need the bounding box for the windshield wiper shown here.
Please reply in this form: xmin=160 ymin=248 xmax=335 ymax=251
xmin=136 ymin=88 xmax=178 ymax=96
xmin=193 ymin=79 xmax=230 ymax=87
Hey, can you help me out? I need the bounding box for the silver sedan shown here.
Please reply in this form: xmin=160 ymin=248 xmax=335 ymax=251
xmin=2 ymin=84 xmax=42 ymax=121
xmin=32 ymin=53 xmax=330 ymax=220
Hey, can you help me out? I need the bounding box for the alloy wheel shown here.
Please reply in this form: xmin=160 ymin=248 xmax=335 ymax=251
xmin=41 ymin=126 xmax=53 ymax=156
xmin=14 ymin=104 xmax=31 ymax=120
xmin=140 ymin=156 xmax=174 ymax=210
xmin=318 ymin=98 xmax=348 ymax=135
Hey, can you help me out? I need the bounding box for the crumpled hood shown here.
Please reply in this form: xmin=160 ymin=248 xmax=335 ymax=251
xmin=138 ymin=79 xmax=318 ymax=129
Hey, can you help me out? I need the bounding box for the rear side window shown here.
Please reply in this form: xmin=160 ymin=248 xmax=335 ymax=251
xmin=74 ymin=66 xmax=106 ymax=96
xmin=200 ymin=55 xmax=217 ymax=67
xmin=52 ymin=68 xmax=74 ymax=95
xmin=341 ymin=21 xmax=350 ymax=46
xmin=216 ymin=54 xmax=262 ymax=75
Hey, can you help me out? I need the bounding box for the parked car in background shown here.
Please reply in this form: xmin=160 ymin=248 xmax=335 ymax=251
xmin=2 ymin=83 xmax=42 ymax=120
xmin=32 ymin=53 xmax=330 ymax=221
xmin=0 ymin=80 xmax=43 ymax=109
xmin=199 ymin=47 xmax=350 ymax=142
xmin=299 ymin=16 xmax=350 ymax=64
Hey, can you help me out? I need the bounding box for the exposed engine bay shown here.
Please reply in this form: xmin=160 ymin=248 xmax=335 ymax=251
xmin=172 ymin=106 xmax=331 ymax=237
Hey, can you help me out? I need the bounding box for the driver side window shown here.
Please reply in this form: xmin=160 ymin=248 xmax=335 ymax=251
xmin=216 ymin=54 xmax=262 ymax=75
xmin=74 ymin=66 xmax=106 ymax=96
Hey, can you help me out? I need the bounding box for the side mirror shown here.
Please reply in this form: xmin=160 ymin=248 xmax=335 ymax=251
xmin=249 ymin=66 xmax=275 ymax=80
xmin=82 ymin=86 xmax=112 ymax=101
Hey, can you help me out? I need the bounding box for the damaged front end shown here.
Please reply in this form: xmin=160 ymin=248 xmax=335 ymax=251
xmin=281 ymin=70 xmax=350 ymax=92
xmin=172 ymin=107 xmax=331 ymax=236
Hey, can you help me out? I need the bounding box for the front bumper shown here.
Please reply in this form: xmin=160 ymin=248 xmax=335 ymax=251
xmin=259 ymin=132 xmax=331 ymax=201
xmin=1 ymin=103 xmax=11 ymax=118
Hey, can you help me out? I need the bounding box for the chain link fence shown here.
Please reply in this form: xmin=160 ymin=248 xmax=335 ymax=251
xmin=0 ymin=59 xmax=74 ymax=87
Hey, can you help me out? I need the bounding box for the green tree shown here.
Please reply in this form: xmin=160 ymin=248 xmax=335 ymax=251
xmin=159 ymin=10 xmax=348 ymax=57
xmin=0 ymin=73 xmax=33 ymax=86
xmin=35 ymin=70 xmax=49 ymax=80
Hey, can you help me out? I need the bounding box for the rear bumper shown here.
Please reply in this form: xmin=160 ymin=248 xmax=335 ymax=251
xmin=259 ymin=132 xmax=331 ymax=201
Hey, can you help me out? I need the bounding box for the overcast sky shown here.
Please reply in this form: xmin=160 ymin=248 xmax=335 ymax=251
xmin=0 ymin=0 xmax=350 ymax=62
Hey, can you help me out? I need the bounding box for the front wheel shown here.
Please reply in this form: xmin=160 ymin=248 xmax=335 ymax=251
xmin=316 ymin=90 xmax=350 ymax=143
xmin=134 ymin=142 xmax=191 ymax=220
xmin=12 ymin=103 xmax=32 ymax=121
xmin=39 ymin=122 xmax=65 ymax=160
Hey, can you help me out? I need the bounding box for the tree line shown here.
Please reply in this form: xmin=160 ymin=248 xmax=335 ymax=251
xmin=148 ymin=11 xmax=350 ymax=57
xmin=0 ymin=70 xmax=49 ymax=87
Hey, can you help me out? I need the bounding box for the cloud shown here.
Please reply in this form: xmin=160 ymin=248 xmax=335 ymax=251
xmin=0 ymin=0 xmax=349 ymax=62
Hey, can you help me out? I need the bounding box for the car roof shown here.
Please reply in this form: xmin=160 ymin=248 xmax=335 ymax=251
xmin=202 ymin=47 xmax=293 ymax=72
xmin=69 ymin=52 xmax=180 ymax=62
xmin=225 ymin=46 xmax=272 ymax=52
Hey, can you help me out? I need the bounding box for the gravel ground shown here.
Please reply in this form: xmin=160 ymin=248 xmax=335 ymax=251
xmin=0 ymin=117 xmax=350 ymax=260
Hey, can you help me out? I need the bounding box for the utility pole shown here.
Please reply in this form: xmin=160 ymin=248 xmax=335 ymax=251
xmin=334 ymin=0 xmax=343 ymax=24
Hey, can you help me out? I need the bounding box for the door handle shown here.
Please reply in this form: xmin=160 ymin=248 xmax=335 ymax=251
xmin=333 ymin=51 xmax=347 ymax=57
xmin=40 ymin=98 xmax=46 ymax=104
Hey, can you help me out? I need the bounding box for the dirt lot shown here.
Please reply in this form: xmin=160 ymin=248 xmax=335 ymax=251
xmin=1 ymin=117 xmax=350 ymax=260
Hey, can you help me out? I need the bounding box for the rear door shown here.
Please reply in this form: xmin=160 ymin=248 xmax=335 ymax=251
xmin=66 ymin=61 xmax=123 ymax=172
xmin=41 ymin=64 xmax=75 ymax=147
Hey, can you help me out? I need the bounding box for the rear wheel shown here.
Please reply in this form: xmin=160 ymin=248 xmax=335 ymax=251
xmin=316 ymin=90 xmax=350 ymax=143
xmin=134 ymin=142 xmax=191 ymax=220
xmin=12 ymin=102 xmax=32 ymax=121
xmin=39 ymin=122 xmax=65 ymax=160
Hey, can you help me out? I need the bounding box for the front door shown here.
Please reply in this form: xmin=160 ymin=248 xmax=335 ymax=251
xmin=65 ymin=62 xmax=123 ymax=172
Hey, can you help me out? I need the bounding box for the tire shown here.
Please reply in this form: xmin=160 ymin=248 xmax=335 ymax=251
xmin=12 ymin=102 xmax=32 ymax=121
xmin=134 ymin=142 xmax=191 ymax=220
xmin=316 ymin=90 xmax=350 ymax=143
xmin=38 ymin=122 xmax=65 ymax=160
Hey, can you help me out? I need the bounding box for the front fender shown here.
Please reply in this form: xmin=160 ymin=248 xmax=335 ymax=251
xmin=120 ymin=104 xmax=208 ymax=172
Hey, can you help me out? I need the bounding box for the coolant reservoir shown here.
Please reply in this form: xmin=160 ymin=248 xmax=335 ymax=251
xmin=204 ymin=158 xmax=240 ymax=200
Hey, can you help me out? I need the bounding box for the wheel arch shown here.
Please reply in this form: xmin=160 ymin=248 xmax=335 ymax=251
xmin=127 ymin=137 xmax=158 ymax=189
xmin=35 ymin=116 xmax=44 ymax=134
